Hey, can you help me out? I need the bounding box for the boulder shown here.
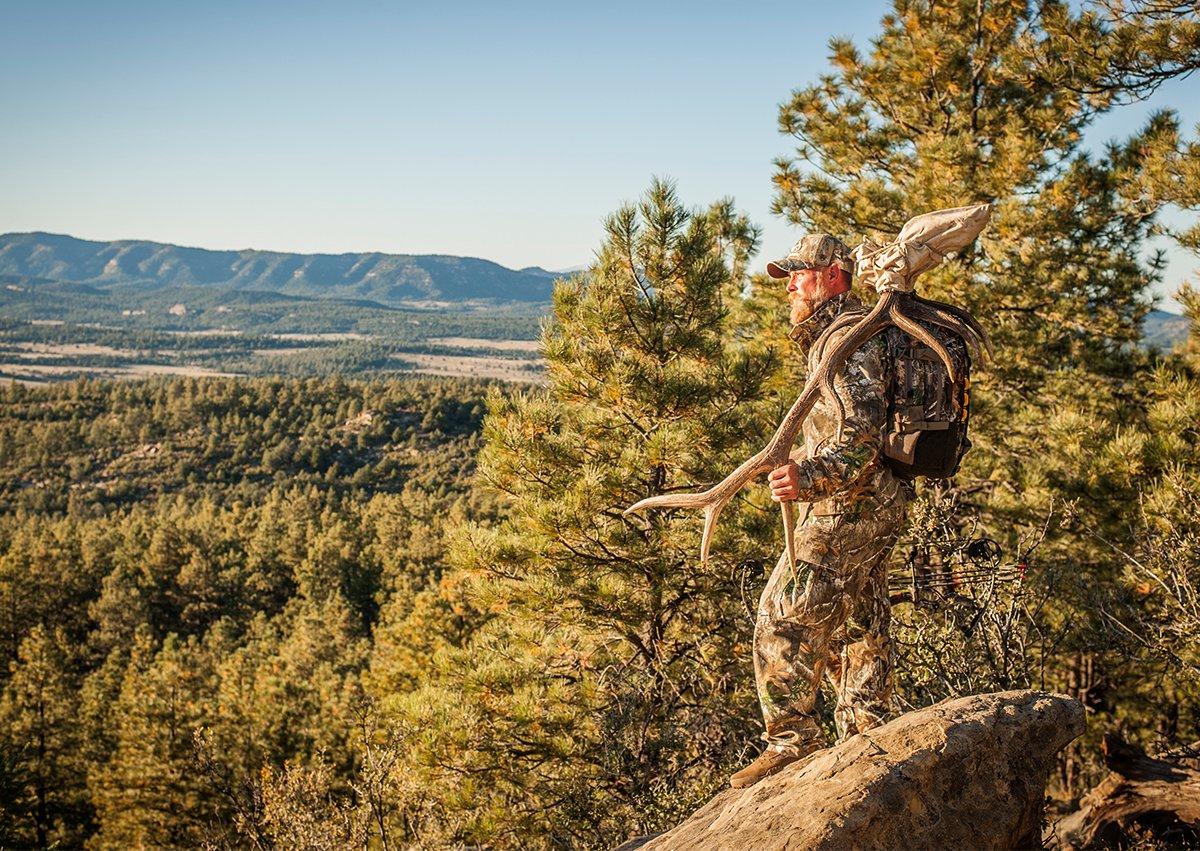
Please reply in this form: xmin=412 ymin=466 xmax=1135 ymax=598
xmin=630 ymin=690 xmax=1084 ymax=851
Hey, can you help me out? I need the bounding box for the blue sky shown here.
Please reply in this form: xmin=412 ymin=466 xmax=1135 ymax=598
xmin=1 ymin=1 xmax=1196 ymax=307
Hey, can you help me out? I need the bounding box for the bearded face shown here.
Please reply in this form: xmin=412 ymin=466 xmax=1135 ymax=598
xmin=786 ymin=265 xmax=851 ymax=325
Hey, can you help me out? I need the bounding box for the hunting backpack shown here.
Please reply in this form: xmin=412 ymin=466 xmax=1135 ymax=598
xmin=882 ymin=323 xmax=972 ymax=480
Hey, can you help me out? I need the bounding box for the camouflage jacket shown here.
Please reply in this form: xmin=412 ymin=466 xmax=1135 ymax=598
xmin=787 ymin=293 xmax=909 ymax=517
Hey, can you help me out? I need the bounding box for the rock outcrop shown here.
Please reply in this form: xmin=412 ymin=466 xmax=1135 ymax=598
xmin=624 ymin=690 xmax=1084 ymax=851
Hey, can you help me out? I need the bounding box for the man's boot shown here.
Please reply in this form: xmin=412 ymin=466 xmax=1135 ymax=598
xmin=729 ymin=746 xmax=801 ymax=789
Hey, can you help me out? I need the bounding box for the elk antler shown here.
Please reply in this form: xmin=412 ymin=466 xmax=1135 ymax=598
xmin=624 ymin=204 xmax=993 ymax=568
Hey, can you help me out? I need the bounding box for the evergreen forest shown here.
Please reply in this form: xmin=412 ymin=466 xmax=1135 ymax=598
xmin=3 ymin=1 xmax=1200 ymax=848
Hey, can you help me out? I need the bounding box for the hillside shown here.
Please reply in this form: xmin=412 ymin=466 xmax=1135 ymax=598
xmin=0 ymin=232 xmax=557 ymax=305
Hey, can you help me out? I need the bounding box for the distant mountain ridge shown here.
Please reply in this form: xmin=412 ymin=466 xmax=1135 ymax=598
xmin=1 ymin=231 xmax=1190 ymax=349
xmin=1143 ymin=308 xmax=1192 ymax=351
xmin=0 ymin=232 xmax=558 ymax=304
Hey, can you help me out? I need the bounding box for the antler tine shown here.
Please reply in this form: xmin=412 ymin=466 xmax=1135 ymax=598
xmin=890 ymin=304 xmax=959 ymax=382
xmin=819 ymin=370 xmax=848 ymax=443
xmin=624 ymin=490 xmax=725 ymax=514
xmin=624 ymin=379 xmax=825 ymax=565
xmin=699 ymin=500 xmax=724 ymax=565
xmin=955 ymin=309 xmax=994 ymax=360
xmin=625 ymin=451 xmax=773 ymax=564
xmin=624 ymin=447 xmax=771 ymax=517
xmin=911 ymin=303 xmax=986 ymax=362
xmin=927 ymin=296 xmax=990 ymax=343
xmin=822 ymin=311 xmax=861 ymax=338
xmin=914 ymin=295 xmax=994 ymax=360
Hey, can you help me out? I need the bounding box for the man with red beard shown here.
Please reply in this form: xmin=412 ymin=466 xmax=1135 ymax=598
xmin=730 ymin=234 xmax=916 ymax=789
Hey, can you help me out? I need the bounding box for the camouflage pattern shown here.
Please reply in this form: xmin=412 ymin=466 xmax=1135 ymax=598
xmin=753 ymin=292 xmax=914 ymax=754
xmin=766 ymin=233 xmax=856 ymax=279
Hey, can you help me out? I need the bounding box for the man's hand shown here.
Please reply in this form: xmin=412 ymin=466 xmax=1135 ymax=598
xmin=768 ymin=461 xmax=800 ymax=503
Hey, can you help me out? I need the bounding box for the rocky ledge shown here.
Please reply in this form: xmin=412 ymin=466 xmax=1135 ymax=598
xmin=619 ymin=690 xmax=1085 ymax=851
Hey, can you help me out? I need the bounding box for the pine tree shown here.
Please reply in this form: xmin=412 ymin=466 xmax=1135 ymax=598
xmin=0 ymin=625 xmax=88 ymax=848
xmin=390 ymin=180 xmax=779 ymax=846
xmin=89 ymin=628 xmax=221 ymax=848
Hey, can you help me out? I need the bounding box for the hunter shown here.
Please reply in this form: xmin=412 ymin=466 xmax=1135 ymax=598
xmin=730 ymin=234 xmax=916 ymax=789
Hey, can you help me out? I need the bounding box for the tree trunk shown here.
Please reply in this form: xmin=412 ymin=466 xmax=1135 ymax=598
xmin=1050 ymin=732 xmax=1200 ymax=849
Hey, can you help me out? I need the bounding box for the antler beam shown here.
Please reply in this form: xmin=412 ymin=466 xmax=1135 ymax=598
xmin=625 ymin=204 xmax=994 ymax=567
xmin=625 ymin=292 xmax=899 ymax=568
xmin=624 ymin=290 xmax=991 ymax=567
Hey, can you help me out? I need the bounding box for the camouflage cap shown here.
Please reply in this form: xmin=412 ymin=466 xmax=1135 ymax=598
xmin=766 ymin=234 xmax=855 ymax=279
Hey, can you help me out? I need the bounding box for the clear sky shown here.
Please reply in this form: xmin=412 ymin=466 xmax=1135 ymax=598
xmin=1 ymin=1 xmax=1196 ymax=307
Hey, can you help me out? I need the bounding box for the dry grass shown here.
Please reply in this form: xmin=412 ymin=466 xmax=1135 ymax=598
xmin=425 ymin=336 xmax=540 ymax=352
xmin=0 ymin=362 xmax=244 ymax=382
xmin=267 ymin=332 xmax=371 ymax=341
xmin=251 ymin=347 xmax=310 ymax=357
xmin=2 ymin=342 xmax=146 ymax=358
xmin=393 ymin=352 xmax=545 ymax=384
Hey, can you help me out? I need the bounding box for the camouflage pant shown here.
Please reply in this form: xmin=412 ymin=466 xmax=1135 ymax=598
xmin=753 ymin=492 xmax=909 ymax=754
